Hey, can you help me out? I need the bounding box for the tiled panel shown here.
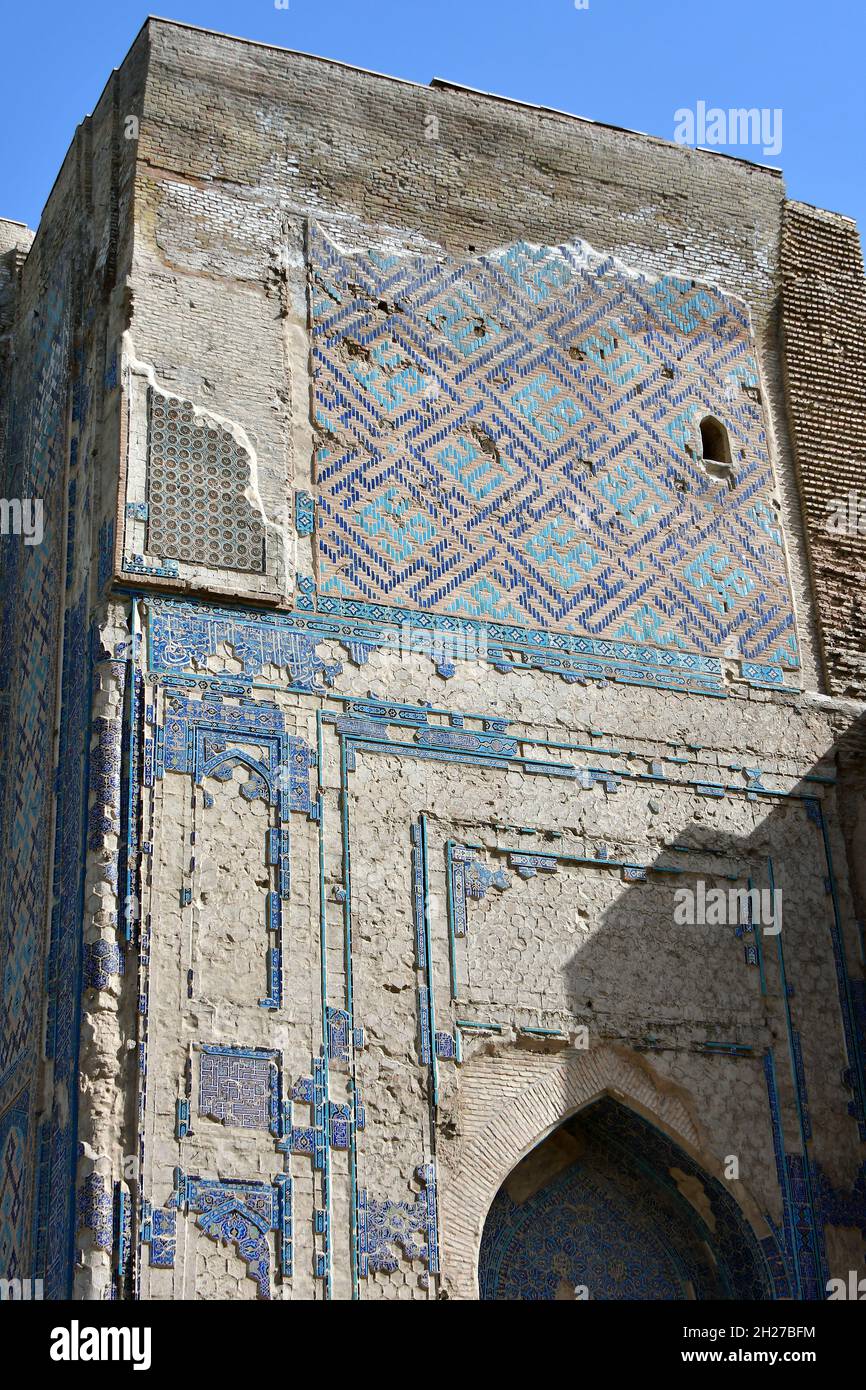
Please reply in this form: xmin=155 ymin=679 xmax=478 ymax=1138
xmin=146 ymin=390 xmax=265 ymax=573
xmin=198 ymin=1046 xmax=279 ymax=1132
xmin=0 ymin=266 xmax=78 ymax=1293
xmin=309 ymin=225 xmax=798 ymax=673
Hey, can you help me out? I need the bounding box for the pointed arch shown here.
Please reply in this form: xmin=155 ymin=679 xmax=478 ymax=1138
xmin=199 ymin=747 xmax=273 ymax=800
xmin=439 ymin=1044 xmax=780 ymax=1299
xmin=479 ymin=1095 xmax=774 ymax=1299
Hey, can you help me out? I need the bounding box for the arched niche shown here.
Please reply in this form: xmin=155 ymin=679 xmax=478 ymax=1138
xmin=437 ymin=1044 xmax=782 ymax=1299
xmin=478 ymin=1095 xmax=775 ymax=1300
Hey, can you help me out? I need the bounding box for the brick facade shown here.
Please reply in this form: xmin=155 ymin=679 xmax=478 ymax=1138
xmin=781 ymin=201 xmax=866 ymax=697
xmin=0 ymin=19 xmax=864 ymax=1301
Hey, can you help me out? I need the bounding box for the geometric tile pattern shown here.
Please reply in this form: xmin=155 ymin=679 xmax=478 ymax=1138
xmin=199 ymin=1046 xmax=279 ymax=1131
xmin=82 ymin=940 xmax=125 ymax=992
xmin=77 ymin=1173 xmax=113 ymax=1253
xmin=0 ymin=1092 xmax=29 ymax=1281
xmin=161 ymin=694 xmax=312 ymax=815
xmin=483 ymin=1161 xmax=693 ymax=1301
xmin=0 ymin=262 xmax=79 ymax=1294
xmin=310 ymin=224 xmax=798 ymax=672
xmin=39 ymin=585 xmax=91 ymax=1299
xmin=358 ymin=1164 xmax=439 ymax=1277
xmin=177 ymin=1172 xmax=292 ymax=1299
xmin=149 ymin=1208 xmax=176 ymax=1269
xmin=146 ymin=389 xmax=265 ymax=573
xmin=357 ymin=1190 xmax=430 ymax=1274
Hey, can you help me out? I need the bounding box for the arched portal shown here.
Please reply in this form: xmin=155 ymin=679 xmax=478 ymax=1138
xmin=478 ymin=1096 xmax=773 ymax=1300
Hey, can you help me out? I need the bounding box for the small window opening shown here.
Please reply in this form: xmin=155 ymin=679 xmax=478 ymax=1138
xmin=698 ymin=416 xmax=736 ymax=490
xmin=700 ymin=416 xmax=732 ymax=466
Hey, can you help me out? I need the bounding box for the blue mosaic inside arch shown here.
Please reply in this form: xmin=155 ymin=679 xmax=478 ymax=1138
xmin=309 ymin=223 xmax=799 ymax=680
xmin=176 ymin=1171 xmax=292 ymax=1298
xmin=479 ymin=1099 xmax=776 ymax=1301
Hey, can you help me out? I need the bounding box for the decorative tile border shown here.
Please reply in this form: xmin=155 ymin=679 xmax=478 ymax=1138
xmin=174 ymin=1170 xmax=292 ymax=1298
xmin=142 ymin=591 xmax=798 ymax=700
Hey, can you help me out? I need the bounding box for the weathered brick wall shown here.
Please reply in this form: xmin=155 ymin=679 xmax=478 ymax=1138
xmin=130 ymin=18 xmax=821 ymax=687
xmin=781 ymin=202 xmax=866 ymax=698
xmin=93 ymin=19 xmax=866 ymax=1302
xmin=127 ymin=602 xmax=865 ymax=1301
xmin=4 ymin=18 xmax=866 ymax=1302
xmin=0 ymin=37 xmax=146 ymax=1296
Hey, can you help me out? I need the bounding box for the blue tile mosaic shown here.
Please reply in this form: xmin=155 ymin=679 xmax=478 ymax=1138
xmin=198 ymin=1046 xmax=280 ymax=1132
xmin=176 ymin=1171 xmax=292 ymax=1298
xmin=309 ymin=224 xmax=799 ymax=685
xmin=479 ymin=1099 xmax=775 ymax=1300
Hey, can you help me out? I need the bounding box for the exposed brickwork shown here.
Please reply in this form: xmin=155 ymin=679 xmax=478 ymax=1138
xmin=2 ymin=19 xmax=866 ymax=1302
xmin=440 ymin=1043 xmax=761 ymax=1299
xmin=781 ymin=203 xmax=866 ymax=698
xmin=135 ymin=18 xmax=821 ymax=686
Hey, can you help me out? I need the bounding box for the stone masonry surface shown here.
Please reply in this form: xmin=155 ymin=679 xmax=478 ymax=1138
xmin=0 ymin=19 xmax=864 ymax=1301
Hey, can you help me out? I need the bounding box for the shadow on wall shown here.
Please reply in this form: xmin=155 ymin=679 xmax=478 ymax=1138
xmin=477 ymin=711 xmax=866 ymax=1301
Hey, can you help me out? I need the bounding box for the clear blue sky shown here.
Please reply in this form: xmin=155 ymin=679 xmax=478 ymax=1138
xmin=1 ymin=0 xmax=863 ymax=238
